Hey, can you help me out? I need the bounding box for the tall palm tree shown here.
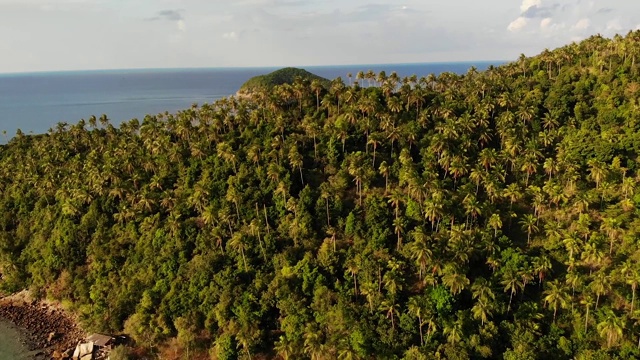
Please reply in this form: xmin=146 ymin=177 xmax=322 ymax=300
xmin=519 ymin=214 xmax=538 ymax=244
xmin=597 ymin=308 xmax=625 ymax=348
xmin=380 ymin=299 xmax=399 ymax=332
xmin=406 ymin=228 xmax=432 ymax=279
xmin=442 ymin=265 xmax=470 ymax=296
xmin=543 ymin=280 xmax=570 ymax=321
xmin=407 ymin=296 xmax=427 ymax=346
xmin=502 ymin=268 xmax=524 ymax=313
xmin=229 ymin=231 xmax=248 ymax=271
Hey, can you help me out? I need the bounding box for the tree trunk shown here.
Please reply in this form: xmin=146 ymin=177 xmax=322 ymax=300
xmin=263 ymin=204 xmax=270 ymax=234
xmin=508 ymin=290 xmax=514 ymax=313
xmin=313 ymin=136 xmax=317 ymax=159
xmin=326 ymin=198 xmax=331 ymax=227
xmin=353 ymin=274 xmax=358 ymax=299
xmin=257 ymin=231 xmax=266 ymax=261
xmin=584 ymin=305 xmax=590 ymax=332
xmin=633 ymin=286 xmax=636 ymax=314
xmin=372 ymin=146 xmax=376 ymax=167
xmin=241 ymin=248 xmax=247 ymax=271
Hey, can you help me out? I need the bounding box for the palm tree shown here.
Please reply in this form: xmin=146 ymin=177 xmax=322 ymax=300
xmin=503 ymin=183 xmax=522 ymax=212
xmin=532 ymin=255 xmax=552 ymax=286
xmin=472 ymin=299 xmax=494 ymax=328
xmin=367 ymin=132 xmax=383 ymax=167
xmin=346 ymin=260 xmax=359 ymax=298
xmin=471 ymin=278 xmax=496 ymax=325
xmin=380 ymin=300 xmax=399 ymax=332
xmin=487 ymin=213 xmax=502 ymax=238
xmin=407 ymin=296 xmax=427 ymax=345
xmin=379 ymin=161 xmax=390 ymax=193
xmin=393 ymin=217 xmax=406 ymax=250
xmin=543 ymin=280 xmax=570 ymax=321
xmin=519 ymin=214 xmax=538 ymax=244
xmin=228 ymin=231 xmax=248 ymax=271
xmin=442 ymin=265 xmax=470 ymax=296
xmin=303 ymin=330 xmax=324 ymax=360
xmin=216 ymin=141 xmax=237 ymax=173
xmin=587 ymin=158 xmax=607 ymax=188
xmin=443 ymin=315 xmax=465 ymax=345
xmin=590 ymin=272 xmax=611 ymax=310
xmin=288 ymin=145 xmax=304 ymax=184
xmin=274 ymin=336 xmax=296 ymax=360
xmin=626 ymin=268 xmax=640 ymax=314
xmin=406 ymin=228 xmax=432 ymax=279
xmin=600 ymin=216 xmax=622 ymax=255
xmin=310 ymin=79 xmax=323 ymax=111
xmin=597 ymin=308 xmax=625 ymax=348
xmin=502 ymin=268 xmax=523 ymax=313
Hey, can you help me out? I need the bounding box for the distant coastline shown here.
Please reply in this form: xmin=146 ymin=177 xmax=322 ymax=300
xmin=0 ymin=60 xmax=505 ymax=77
xmin=0 ymin=61 xmax=503 ymax=140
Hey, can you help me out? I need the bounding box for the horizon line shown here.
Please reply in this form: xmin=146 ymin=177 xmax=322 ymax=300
xmin=0 ymin=60 xmax=508 ymax=77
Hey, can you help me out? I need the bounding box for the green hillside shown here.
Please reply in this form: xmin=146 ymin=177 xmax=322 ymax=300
xmin=239 ymin=67 xmax=330 ymax=93
xmin=3 ymin=32 xmax=640 ymax=359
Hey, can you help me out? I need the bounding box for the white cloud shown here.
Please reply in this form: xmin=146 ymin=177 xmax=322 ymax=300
xmin=573 ymin=18 xmax=590 ymax=31
xmin=606 ymin=19 xmax=622 ymax=31
xmin=177 ymin=19 xmax=186 ymax=32
xmin=508 ymin=16 xmax=528 ymax=32
xmin=540 ymin=17 xmax=552 ymax=29
xmin=521 ymin=0 xmax=541 ymax=13
xmin=5 ymin=0 xmax=640 ymax=73
xmin=222 ymin=31 xmax=238 ymax=40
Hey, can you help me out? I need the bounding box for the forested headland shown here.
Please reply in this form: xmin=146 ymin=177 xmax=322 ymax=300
xmin=3 ymin=32 xmax=640 ymax=359
xmin=238 ymin=67 xmax=330 ymax=95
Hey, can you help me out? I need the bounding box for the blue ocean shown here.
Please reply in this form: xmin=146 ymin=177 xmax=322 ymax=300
xmin=0 ymin=62 xmax=500 ymax=138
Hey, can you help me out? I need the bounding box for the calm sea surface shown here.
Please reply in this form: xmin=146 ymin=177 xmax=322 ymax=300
xmin=0 ymin=320 xmax=32 ymax=359
xmin=0 ymin=62 xmax=500 ymax=138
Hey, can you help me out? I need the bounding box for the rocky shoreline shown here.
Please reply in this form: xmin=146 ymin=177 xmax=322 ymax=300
xmin=0 ymin=292 xmax=84 ymax=359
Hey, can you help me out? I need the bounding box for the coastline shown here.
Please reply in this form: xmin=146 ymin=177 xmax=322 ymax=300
xmin=0 ymin=291 xmax=85 ymax=359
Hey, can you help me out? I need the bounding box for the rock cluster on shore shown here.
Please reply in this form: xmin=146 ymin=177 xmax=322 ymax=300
xmin=0 ymin=295 xmax=84 ymax=359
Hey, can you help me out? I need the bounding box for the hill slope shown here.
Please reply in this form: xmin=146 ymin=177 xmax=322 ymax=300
xmin=3 ymin=32 xmax=640 ymax=359
xmin=238 ymin=67 xmax=330 ymax=93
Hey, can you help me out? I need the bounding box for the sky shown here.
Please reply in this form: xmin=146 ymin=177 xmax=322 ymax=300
xmin=0 ymin=0 xmax=639 ymax=73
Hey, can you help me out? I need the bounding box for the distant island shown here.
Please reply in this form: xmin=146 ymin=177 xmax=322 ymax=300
xmin=238 ymin=67 xmax=330 ymax=94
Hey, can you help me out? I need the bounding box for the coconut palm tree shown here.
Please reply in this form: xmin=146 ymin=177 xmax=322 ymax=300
xmin=597 ymin=308 xmax=626 ymax=348
xmin=543 ymin=280 xmax=570 ymax=321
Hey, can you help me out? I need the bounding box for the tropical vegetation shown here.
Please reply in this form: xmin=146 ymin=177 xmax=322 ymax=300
xmin=2 ymin=32 xmax=640 ymax=359
xmin=239 ymin=67 xmax=330 ymax=94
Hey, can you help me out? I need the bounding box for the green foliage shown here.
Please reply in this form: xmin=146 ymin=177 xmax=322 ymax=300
xmin=239 ymin=67 xmax=330 ymax=93
xmin=108 ymin=346 xmax=133 ymax=360
xmin=4 ymin=32 xmax=640 ymax=358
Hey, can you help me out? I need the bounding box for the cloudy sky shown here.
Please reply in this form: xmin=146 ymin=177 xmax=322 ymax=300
xmin=0 ymin=0 xmax=638 ymax=73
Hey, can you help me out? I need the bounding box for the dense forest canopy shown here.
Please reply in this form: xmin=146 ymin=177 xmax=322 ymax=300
xmin=239 ymin=67 xmax=330 ymax=94
xmin=3 ymin=32 xmax=640 ymax=359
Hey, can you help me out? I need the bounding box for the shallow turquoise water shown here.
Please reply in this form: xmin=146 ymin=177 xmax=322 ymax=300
xmin=0 ymin=320 xmax=31 ymax=359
